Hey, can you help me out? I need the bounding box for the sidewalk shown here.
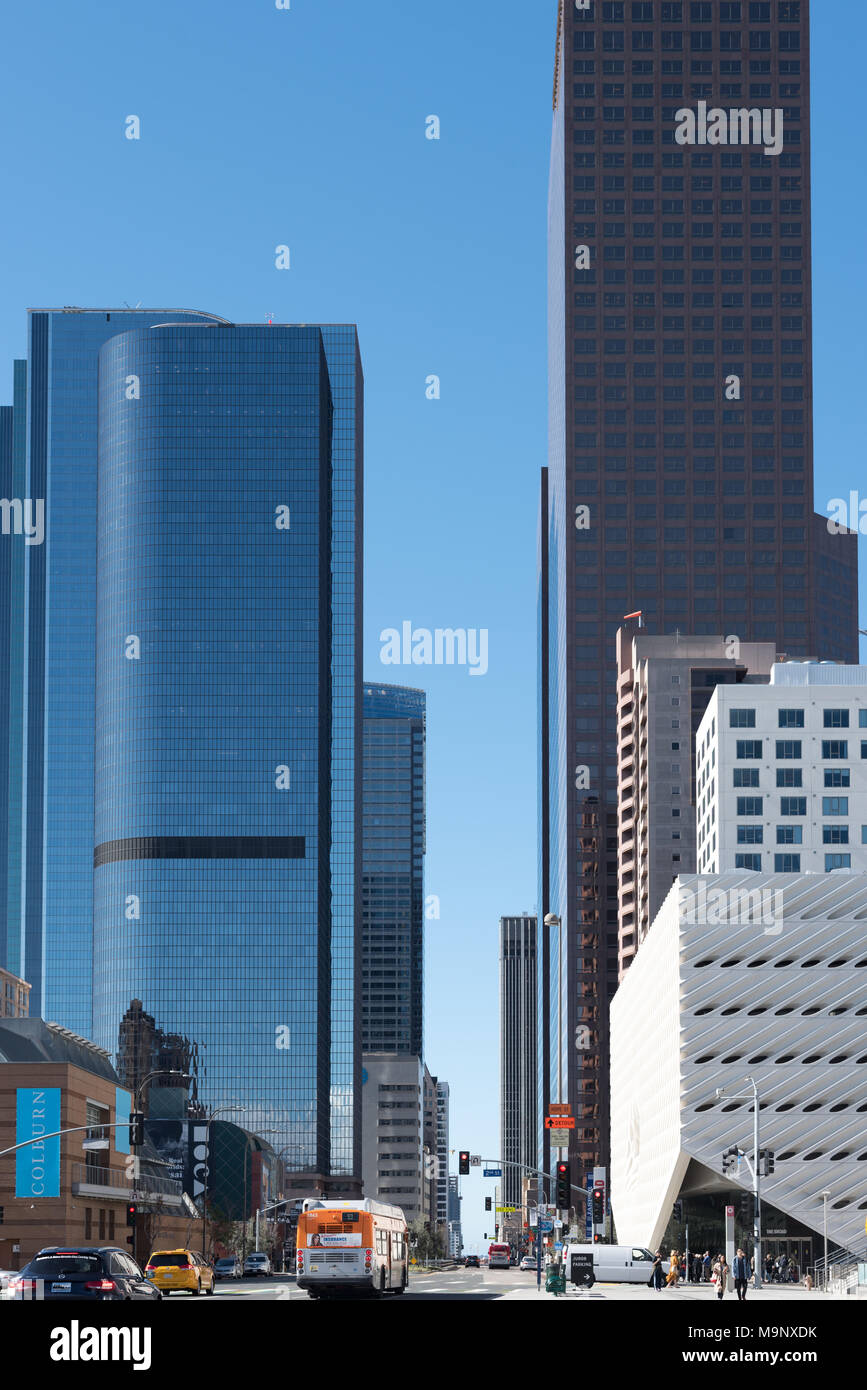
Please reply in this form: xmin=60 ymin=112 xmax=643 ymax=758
xmin=497 ymin=1281 xmax=837 ymax=1302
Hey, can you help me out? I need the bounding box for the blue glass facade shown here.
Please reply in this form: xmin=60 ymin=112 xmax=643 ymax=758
xmin=361 ymin=683 xmax=426 ymax=1056
xmin=90 ymin=322 xmax=361 ymax=1177
xmin=1 ymin=309 xmax=363 ymax=1184
xmin=13 ymin=309 xmax=226 ymax=1030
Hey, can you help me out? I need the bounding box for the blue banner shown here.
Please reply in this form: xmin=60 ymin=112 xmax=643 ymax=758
xmin=115 ymin=1088 xmax=132 ymax=1155
xmin=16 ymin=1088 xmax=61 ymax=1198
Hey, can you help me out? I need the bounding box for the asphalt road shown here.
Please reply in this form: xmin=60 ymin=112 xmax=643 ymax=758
xmin=165 ymin=1271 xmax=826 ymax=1303
xmin=165 ymin=1268 xmax=539 ymax=1301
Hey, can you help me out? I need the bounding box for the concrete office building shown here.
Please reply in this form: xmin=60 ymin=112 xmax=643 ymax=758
xmin=610 ymin=872 xmax=867 ymax=1263
xmin=435 ymin=1079 xmax=450 ymax=1233
xmin=361 ymin=1053 xmax=425 ymax=1222
xmin=616 ymin=629 xmax=777 ymax=973
xmin=697 ymin=662 xmax=867 ymax=876
xmin=500 ymin=915 xmax=538 ymax=1207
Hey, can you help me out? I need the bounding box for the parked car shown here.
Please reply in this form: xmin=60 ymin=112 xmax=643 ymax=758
xmin=519 ymin=1255 xmax=537 ymax=1271
xmin=243 ymin=1251 xmax=272 ymax=1278
xmin=9 ymin=1247 xmax=161 ymax=1300
xmin=213 ymin=1255 xmax=243 ymax=1281
xmin=0 ymin=1269 xmax=19 ymax=1300
xmin=145 ymin=1249 xmax=215 ymax=1296
xmin=464 ymin=1254 xmax=480 ymax=1268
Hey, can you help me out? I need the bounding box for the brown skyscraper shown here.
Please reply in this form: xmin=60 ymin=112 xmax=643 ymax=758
xmin=539 ymin=0 xmax=858 ymax=1186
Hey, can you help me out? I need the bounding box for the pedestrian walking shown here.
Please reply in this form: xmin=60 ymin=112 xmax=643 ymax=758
xmin=764 ymin=1253 xmax=774 ymax=1284
xmin=692 ymin=1252 xmax=703 ymax=1283
xmin=665 ymin=1249 xmax=680 ymax=1287
xmin=713 ymin=1254 xmax=730 ymax=1300
xmin=649 ymin=1251 xmax=665 ymax=1291
xmin=732 ymin=1248 xmax=750 ymax=1301
xmin=702 ymin=1250 xmax=712 ymax=1283
xmin=779 ymin=1252 xmax=789 ymax=1283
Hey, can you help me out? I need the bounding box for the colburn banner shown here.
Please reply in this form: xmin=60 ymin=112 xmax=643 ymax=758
xmin=16 ymin=1087 xmax=61 ymax=1197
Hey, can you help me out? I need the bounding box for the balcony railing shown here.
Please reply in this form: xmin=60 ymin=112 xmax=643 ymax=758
xmin=71 ymin=1163 xmax=183 ymax=1200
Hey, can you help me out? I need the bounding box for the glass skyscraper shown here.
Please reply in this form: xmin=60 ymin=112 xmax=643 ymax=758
xmin=361 ymin=683 xmax=425 ymax=1056
xmin=540 ymin=0 xmax=859 ymax=1179
xmin=1 ymin=310 xmax=363 ymax=1184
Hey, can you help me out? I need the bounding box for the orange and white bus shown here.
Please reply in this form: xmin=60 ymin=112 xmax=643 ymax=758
xmin=488 ymin=1241 xmax=511 ymax=1269
xmin=295 ymin=1198 xmax=409 ymax=1299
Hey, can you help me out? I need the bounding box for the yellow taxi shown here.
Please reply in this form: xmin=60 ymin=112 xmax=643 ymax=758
xmin=144 ymin=1249 xmax=215 ymax=1295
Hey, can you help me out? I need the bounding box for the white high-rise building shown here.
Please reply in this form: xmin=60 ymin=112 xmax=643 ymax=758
xmin=696 ymin=663 xmax=867 ymax=877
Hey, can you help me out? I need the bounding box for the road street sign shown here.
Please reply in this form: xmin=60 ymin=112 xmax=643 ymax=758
xmin=496 ymin=1205 xmax=517 ymax=1213
xmin=540 ymin=1219 xmax=554 ymax=1233
xmin=470 ymin=1155 xmax=482 ymax=1166
xmin=483 ymin=1168 xmax=502 ymax=1177
xmin=548 ymin=1103 xmax=572 ymax=1116
xmin=548 ymin=1127 xmax=571 ymax=1147
xmin=545 ymin=1115 xmax=576 ymax=1129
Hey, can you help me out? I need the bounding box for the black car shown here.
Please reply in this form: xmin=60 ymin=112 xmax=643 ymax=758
xmin=11 ymin=1247 xmax=161 ymax=1300
xmin=464 ymin=1255 xmax=480 ymax=1268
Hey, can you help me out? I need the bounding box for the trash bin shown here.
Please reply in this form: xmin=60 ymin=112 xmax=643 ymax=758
xmin=546 ymin=1261 xmax=567 ymax=1296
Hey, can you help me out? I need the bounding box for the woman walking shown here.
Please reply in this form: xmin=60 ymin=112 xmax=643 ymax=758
xmin=665 ymin=1249 xmax=680 ymax=1287
xmin=713 ymin=1253 xmax=730 ymax=1300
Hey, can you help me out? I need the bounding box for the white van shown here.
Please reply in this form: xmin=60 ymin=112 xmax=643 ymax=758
xmin=564 ymin=1243 xmax=669 ymax=1286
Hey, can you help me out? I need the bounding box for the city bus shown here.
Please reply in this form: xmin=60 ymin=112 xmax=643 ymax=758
xmin=488 ymin=1241 xmax=511 ymax=1269
xmin=295 ymin=1198 xmax=408 ymax=1299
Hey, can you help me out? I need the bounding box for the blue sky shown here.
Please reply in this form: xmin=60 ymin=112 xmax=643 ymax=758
xmin=1 ymin=0 xmax=865 ymax=1252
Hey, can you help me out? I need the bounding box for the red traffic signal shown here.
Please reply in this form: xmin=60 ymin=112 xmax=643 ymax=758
xmin=126 ymin=1203 xmax=137 ymax=1227
xmin=459 ymin=1151 xmax=470 ymax=1176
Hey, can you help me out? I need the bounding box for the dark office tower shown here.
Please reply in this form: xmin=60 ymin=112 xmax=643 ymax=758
xmin=500 ymin=915 xmax=538 ymax=1208
xmin=541 ymin=0 xmax=859 ymax=1176
xmin=90 ymin=322 xmax=363 ymax=1187
xmin=361 ymin=684 xmax=425 ymax=1056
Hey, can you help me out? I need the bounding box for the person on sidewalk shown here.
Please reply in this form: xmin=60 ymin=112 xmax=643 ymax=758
xmin=665 ymin=1249 xmax=680 ymax=1287
xmin=713 ymin=1254 xmax=730 ymax=1300
xmin=650 ymin=1251 xmax=665 ymax=1291
xmin=732 ymin=1248 xmax=750 ymax=1301
xmin=702 ymin=1250 xmax=712 ymax=1283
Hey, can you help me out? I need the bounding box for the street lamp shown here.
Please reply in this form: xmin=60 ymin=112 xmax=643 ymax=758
xmin=130 ymin=1068 xmax=188 ymax=1263
xmin=715 ymin=1075 xmax=762 ymax=1289
xmin=820 ymin=1190 xmax=831 ymax=1291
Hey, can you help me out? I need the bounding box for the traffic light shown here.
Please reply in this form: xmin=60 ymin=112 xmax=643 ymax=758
xmin=673 ymin=1200 xmax=683 ymax=1222
xmin=556 ymin=1160 xmax=571 ymax=1208
xmin=126 ymin=1202 xmax=137 ymax=1227
xmin=459 ymin=1150 xmax=470 ymax=1176
xmin=722 ymin=1146 xmax=739 ymax=1174
xmin=129 ymin=1112 xmax=145 ymax=1148
xmin=0 ymin=1205 xmax=4 ymax=1224
xmin=484 ymin=1196 xmax=492 ymax=1211
xmin=592 ymin=1180 xmax=605 ymax=1225
xmin=767 ymin=1150 xmax=775 ymax=1175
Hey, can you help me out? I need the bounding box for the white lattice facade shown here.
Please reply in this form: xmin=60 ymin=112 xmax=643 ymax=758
xmin=611 ymin=872 xmax=867 ymax=1255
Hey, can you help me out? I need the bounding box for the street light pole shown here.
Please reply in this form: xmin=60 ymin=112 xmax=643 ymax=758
xmin=715 ymin=1074 xmax=762 ymax=1289
xmin=544 ymin=911 xmax=565 ymax=1235
xmin=820 ymin=1190 xmax=831 ymax=1290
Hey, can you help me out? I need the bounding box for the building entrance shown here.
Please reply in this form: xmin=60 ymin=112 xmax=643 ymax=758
xmin=760 ymin=1237 xmax=812 ymax=1284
